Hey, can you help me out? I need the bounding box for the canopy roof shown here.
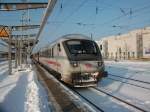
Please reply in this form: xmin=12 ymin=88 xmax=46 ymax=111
xmin=0 ymin=2 xmax=47 ymax=11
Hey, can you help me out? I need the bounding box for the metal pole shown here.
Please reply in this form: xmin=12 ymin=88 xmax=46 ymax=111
xmin=91 ymin=33 xmax=93 ymax=40
xmin=20 ymin=39 xmax=22 ymax=65
xmin=8 ymin=27 xmax=12 ymax=75
xmin=15 ymin=37 xmax=17 ymax=68
xmin=18 ymin=39 xmax=20 ymax=66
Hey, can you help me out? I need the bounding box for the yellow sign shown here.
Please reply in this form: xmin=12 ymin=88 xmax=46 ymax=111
xmin=0 ymin=27 xmax=10 ymax=38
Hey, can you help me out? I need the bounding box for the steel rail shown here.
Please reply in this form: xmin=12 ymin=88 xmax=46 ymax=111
xmin=106 ymin=77 xmax=150 ymax=90
xmin=108 ymin=74 xmax=150 ymax=85
xmin=93 ymin=87 xmax=148 ymax=112
xmin=72 ymin=88 xmax=104 ymax=112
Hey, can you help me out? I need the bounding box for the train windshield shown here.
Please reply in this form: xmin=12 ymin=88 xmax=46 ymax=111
xmin=64 ymin=39 xmax=101 ymax=61
xmin=66 ymin=40 xmax=98 ymax=55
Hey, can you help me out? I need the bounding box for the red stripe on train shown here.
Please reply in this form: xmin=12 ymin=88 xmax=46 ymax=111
xmin=46 ymin=60 xmax=61 ymax=67
xmin=85 ymin=63 xmax=92 ymax=68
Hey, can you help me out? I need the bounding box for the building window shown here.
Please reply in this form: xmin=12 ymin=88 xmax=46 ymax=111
xmin=132 ymin=52 xmax=135 ymax=58
xmin=107 ymin=52 xmax=109 ymax=58
xmin=123 ymin=52 xmax=125 ymax=59
xmin=111 ymin=52 xmax=113 ymax=58
xmin=119 ymin=48 xmax=121 ymax=54
xmin=128 ymin=52 xmax=130 ymax=58
xmin=115 ymin=52 xmax=117 ymax=58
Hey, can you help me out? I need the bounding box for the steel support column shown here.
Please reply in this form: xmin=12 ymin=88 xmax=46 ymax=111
xmin=15 ymin=38 xmax=18 ymax=68
xmin=8 ymin=28 xmax=12 ymax=75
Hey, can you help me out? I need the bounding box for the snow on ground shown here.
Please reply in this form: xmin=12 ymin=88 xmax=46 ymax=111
xmin=105 ymin=60 xmax=150 ymax=82
xmin=98 ymin=60 xmax=150 ymax=111
xmin=0 ymin=62 xmax=50 ymax=112
xmin=76 ymin=88 xmax=140 ymax=112
xmin=1 ymin=60 xmax=150 ymax=112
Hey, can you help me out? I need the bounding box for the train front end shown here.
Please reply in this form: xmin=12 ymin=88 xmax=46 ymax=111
xmin=63 ymin=38 xmax=106 ymax=87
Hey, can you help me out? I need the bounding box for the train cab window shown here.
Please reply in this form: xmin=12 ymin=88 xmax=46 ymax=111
xmin=57 ymin=43 xmax=61 ymax=52
xmin=65 ymin=40 xmax=98 ymax=54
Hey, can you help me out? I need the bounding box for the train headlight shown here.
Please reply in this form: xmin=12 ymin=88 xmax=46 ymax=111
xmin=97 ymin=61 xmax=103 ymax=66
xmin=71 ymin=61 xmax=78 ymax=67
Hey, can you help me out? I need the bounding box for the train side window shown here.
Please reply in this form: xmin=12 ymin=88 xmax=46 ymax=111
xmin=46 ymin=50 xmax=48 ymax=57
xmin=57 ymin=43 xmax=61 ymax=52
xmin=52 ymin=48 xmax=54 ymax=58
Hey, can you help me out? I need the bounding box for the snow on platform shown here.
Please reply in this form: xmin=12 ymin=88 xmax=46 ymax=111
xmin=0 ymin=64 xmax=50 ymax=112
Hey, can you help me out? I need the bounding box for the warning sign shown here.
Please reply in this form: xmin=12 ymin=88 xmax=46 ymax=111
xmin=0 ymin=27 xmax=10 ymax=38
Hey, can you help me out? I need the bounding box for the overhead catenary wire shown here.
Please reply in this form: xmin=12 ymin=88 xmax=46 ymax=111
xmin=98 ymin=3 xmax=150 ymax=26
xmin=41 ymin=0 xmax=87 ymax=44
xmin=50 ymin=1 xmax=150 ymax=34
xmin=34 ymin=0 xmax=150 ymax=50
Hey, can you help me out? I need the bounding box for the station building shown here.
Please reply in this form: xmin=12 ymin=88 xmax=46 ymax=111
xmin=96 ymin=27 xmax=150 ymax=60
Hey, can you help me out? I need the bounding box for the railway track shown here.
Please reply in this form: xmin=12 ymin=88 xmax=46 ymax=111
xmin=71 ymin=88 xmax=104 ymax=112
xmin=71 ymin=86 xmax=149 ymax=112
xmin=108 ymin=74 xmax=150 ymax=85
xmin=34 ymin=61 xmax=96 ymax=112
xmin=93 ymin=87 xmax=148 ymax=112
xmin=106 ymin=77 xmax=150 ymax=90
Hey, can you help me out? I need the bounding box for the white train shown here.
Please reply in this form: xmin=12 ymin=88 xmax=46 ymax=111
xmin=33 ymin=34 xmax=107 ymax=87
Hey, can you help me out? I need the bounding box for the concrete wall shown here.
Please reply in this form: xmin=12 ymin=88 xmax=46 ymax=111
xmin=96 ymin=27 xmax=150 ymax=60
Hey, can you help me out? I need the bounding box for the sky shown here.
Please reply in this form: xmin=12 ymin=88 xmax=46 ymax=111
xmin=0 ymin=0 xmax=150 ymax=52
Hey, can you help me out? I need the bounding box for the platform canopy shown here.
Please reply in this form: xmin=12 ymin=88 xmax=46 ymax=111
xmin=11 ymin=34 xmax=37 ymax=38
xmin=0 ymin=2 xmax=47 ymax=11
xmin=0 ymin=25 xmax=40 ymax=31
xmin=11 ymin=25 xmax=40 ymax=31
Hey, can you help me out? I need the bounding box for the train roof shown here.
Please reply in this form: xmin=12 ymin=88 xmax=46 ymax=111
xmin=39 ymin=34 xmax=93 ymax=51
xmin=49 ymin=34 xmax=92 ymax=45
xmin=60 ymin=34 xmax=91 ymax=40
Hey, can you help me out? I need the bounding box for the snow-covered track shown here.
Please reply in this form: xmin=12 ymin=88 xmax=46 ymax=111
xmin=108 ymin=74 xmax=150 ymax=85
xmin=71 ymin=88 xmax=104 ymax=112
xmin=106 ymin=77 xmax=150 ymax=90
xmin=93 ymin=87 xmax=148 ymax=112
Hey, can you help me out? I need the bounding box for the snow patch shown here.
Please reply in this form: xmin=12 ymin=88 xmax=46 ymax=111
xmin=25 ymin=81 xmax=41 ymax=112
xmin=24 ymin=70 xmax=50 ymax=112
xmin=24 ymin=71 xmax=40 ymax=112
